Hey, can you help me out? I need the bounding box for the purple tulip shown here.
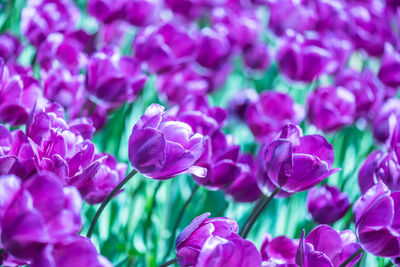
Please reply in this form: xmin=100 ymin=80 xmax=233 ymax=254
xmin=0 ymin=60 xmax=42 ymax=126
xmin=354 ymin=182 xmax=400 ymax=257
xmin=243 ymin=43 xmax=271 ymax=71
xmin=0 ymin=33 xmax=22 ymax=62
xmin=176 ymin=213 xmax=261 ymax=267
xmin=156 ymin=65 xmax=208 ymax=104
xmin=305 ymin=0 xmax=348 ymax=32
xmin=32 ymin=236 xmax=112 ymax=267
xmin=21 ymin=0 xmax=80 ymax=47
xmin=223 ymin=153 xmax=263 ymax=202
xmin=78 ymin=153 xmax=127 ymax=204
xmin=321 ymin=33 xmax=353 ymax=74
xmin=306 ymin=86 xmax=356 ymax=132
xmin=378 ymin=43 xmax=400 ymax=88
xmin=307 ymin=185 xmax=350 ymax=224
xmin=97 ymin=21 xmax=130 ymax=47
xmin=359 ymin=150 xmax=400 ymax=194
xmin=261 ymin=234 xmax=298 ymax=265
xmin=336 ymin=68 xmax=382 ymax=119
xmin=0 ymin=173 xmax=81 ymax=261
xmin=87 ymin=0 xmax=125 ymax=23
xmin=245 ymin=91 xmax=304 ymax=142
xmin=373 ymin=98 xmax=400 ymax=143
xmin=165 ymin=0 xmax=225 ymax=20
xmin=258 ymin=124 xmax=339 ymax=194
xmin=297 ymin=225 xmax=362 ymax=267
xmin=133 ymin=23 xmax=198 ymax=73
xmin=37 ymin=32 xmax=87 ymax=73
xmin=228 ymin=88 xmax=258 ymax=121
xmin=124 ymin=0 xmax=160 ymax=27
xmin=129 ymin=104 xmax=206 ymax=180
xmin=277 ymin=33 xmax=332 ymax=82
xmin=86 ymin=48 xmax=146 ymax=107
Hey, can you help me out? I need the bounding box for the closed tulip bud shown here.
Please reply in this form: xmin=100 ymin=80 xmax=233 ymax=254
xmin=124 ymin=0 xmax=161 ymax=27
xmin=0 ymin=33 xmax=22 ymax=62
xmin=243 ymin=43 xmax=271 ymax=71
xmin=373 ymin=98 xmax=400 ymax=143
xmin=87 ymin=0 xmax=125 ymax=23
xmin=261 ymin=234 xmax=298 ymax=265
xmin=378 ymin=43 xmax=400 ymax=88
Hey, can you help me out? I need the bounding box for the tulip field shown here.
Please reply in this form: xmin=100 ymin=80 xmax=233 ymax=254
xmin=1 ymin=0 xmax=400 ymax=266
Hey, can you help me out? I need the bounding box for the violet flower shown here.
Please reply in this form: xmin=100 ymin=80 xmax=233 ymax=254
xmin=306 ymin=185 xmax=350 ymax=224
xmin=87 ymin=0 xmax=125 ymax=24
xmin=373 ymin=98 xmax=400 ymax=143
xmin=228 ymin=88 xmax=258 ymax=121
xmin=245 ymin=91 xmax=304 ymax=142
xmin=296 ymin=225 xmax=362 ymax=267
xmin=306 ymin=86 xmax=356 ymax=133
xmin=378 ymin=43 xmax=400 ymax=89
xmin=258 ymin=124 xmax=339 ymax=194
xmin=243 ymin=43 xmax=271 ymax=71
xmin=124 ymin=0 xmax=160 ymax=27
xmin=261 ymin=234 xmax=298 ymax=265
xmin=0 ymin=33 xmax=22 ymax=62
xmin=128 ymin=104 xmax=206 ymax=180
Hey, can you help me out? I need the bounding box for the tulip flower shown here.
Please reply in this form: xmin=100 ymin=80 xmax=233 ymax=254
xmin=261 ymin=234 xmax=298 ymax=264
xmin=378 ymin=43 xmax=400 ymax=89
xmin=129 ymin=104 xmax=206 ymax=180
xmin=124 ymin=0 xmax=160 ymax=27
xmin=306 ymin=86 xmax=356 ymax=133
xmin=243 ymin=43 xmax=271 ymax=71
xmin=228 ymin=88 xmax=259 ymax=121
xmin=87 ymin=0 xmax=125 ymax=23
xmin=307 ymin=185 xmax=350 ymax=224
xmin=373 ymin=98 xmax=400 ymax=143
xmin=0 ymin=33 xmax=22 ymax=62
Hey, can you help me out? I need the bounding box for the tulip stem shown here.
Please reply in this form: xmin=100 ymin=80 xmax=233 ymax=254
xmin=239 ymin=195 xmax=265 ymax=236
xmin=144 ymin=182 xmax=163 ymax=243
xmin=159 ymin=258 xmax=177 ymax=267
xmin=240 ymin=187 xmax=280 ymax=239
xmin=87 ymin=169 xmax=137 ymax=238
xmin=162 ymin=184 xmax=200 ymax=262
xmin=339 ymin=248 xmax=363 ymax=267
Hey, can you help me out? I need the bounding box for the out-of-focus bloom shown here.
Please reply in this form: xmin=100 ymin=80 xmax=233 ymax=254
xmin=196 ymin=27 xmax=232 ymax=70
xmin=261 ymin=234 xmax=298 ymax=265
xmin=156 ymin=65 xmax=208 ymax=104
xmin=267 ymin=0 xmax=316 ymax=35
xmin=129 ymin=104 xmax=205 ymax=180
xmin=0 ymin=33 xmax=22 ymax=62
xmin=243 ymin=43 xmax=270 ymax=71
xmin=373 ymin=98 xmax=400 ymax=143
xmin=97 ymin=21 xmax=130 ymax=47
xmin=42 ymin=68 xmax=85 ymax=109
xmin=297 ymin=225 xmax=362 ymax=266
xmin=21 ymin=0 xmax=80 ymax=47
xmin=354 ymin=182 xmax=400 ymax=257
xmin=134 ymin=23 xmax=198 ymax=73
xmin=176 ymin=213 xmax=261 ymax=267
xmin=32 ymin=236 xmax=113 ymax=267
xmin=258 ymin=124 xmax=339 ymax=194
xmin=0 ymin=60 xmax=42 ymax=126
xmin=305 ymin=0 xmax=348 ymax=32
xmin=224 ymin=154 xmax=263 ymax=202
xmin=321 ymin=33 xmax=353 ymax=74
xmin=87 ymin=0 xmax=125 ymax=23
xmin=359 ymin=150 xmax=400 ymax=194
xmin=336 ymin=68 xmax=381 ymax=119
xmin=0 ymin=173 xmax=81 ymax=261
xmin=245 ymin=91 xmax=304 ymax=142
xmin=69 ymin=100 xmax=109 ymax=131
xmin=78 ymin=153 xmax=127 ymax=204
xmin=277 ymin=33 xmax=332 ymax=82
xmin=86 ymin=48 xmax=146 ymax=107
xmin=306 ymin=185 xmax=350 ymax=224
xmin=125 ymin=0 xmax=160 ymax=27
xmin=306 ymin=86 xmax=356 ymax=132
xmin=37 ymin=32 xmax=88 ymax=73
xmin=228 ymin=88 xmax=258 ymax=121
xmin=165 ymin=0 xmax=226 ymax=20
xmin=378 ymin=43 xmax=400 ymax=89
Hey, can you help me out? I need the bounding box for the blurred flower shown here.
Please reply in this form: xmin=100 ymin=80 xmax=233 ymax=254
xmin=297 ymin=225 xmax=362 ymax=266
xmin=134 ymin=22 xmax=198 ymax=73
xmin=336 ymin=67 xmax=382 ymax=119
xmin=125 ymin=0 xmax=161 ymax=27
xmin=305 ymin=0 xmax=348 ymax=32
xmin=87 ymin=0 xmax=125 ymax=23
xmin=260 ymin=234 xmax=298 ymax=264
xmin=307 ymin=185 xmax=350 ymax=224
xmin=176 ymin=212 xmax=261 ymax=267
xmin=224 ymin=153 xmax=263 ymax=202
xmin=321 ymin=33 xmax=353 ymax=74
xmin=306 ymin=86 xmax=356 ymax=133
xmin=86 ymin=47 xmax=146 ymax=107
xmin=0 ymin=33 xmax=22 ymax=62
xmin=21 ymin=0 xmax=80 ymax=47
xmin=277 ymin=33 xmax=332 ymax=82
xmin=97 ymin=21 xmax=130 ymax=47
xmin=373 ymin=98 xmax=400 ymax=143
xmin=0 ymin=173 xmax=81 ymax=261
xmin=165 ymin=0 xmax=225 ymax=20
xmin=228 ymin=88 xmax=258 ymax=121
xmin=245 ymin=91 xmax=304 ymax=142
xmin=258 ymin=124 xmax=339 ymax=194
xmin=354 ymin=182 xmax=400 ymax=257
xmin=129 ymin=104 xmax=206 ymax=180
xmin=359 ymin=150 xmax=400 ymax=194
xmin=378 ymin=43 xmax=400 ymax=89
xmin=243 ymin=42 xmax=271 ymax=71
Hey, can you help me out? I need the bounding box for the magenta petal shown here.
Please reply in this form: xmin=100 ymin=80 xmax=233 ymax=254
xmin=295 ymin=135 xmax=335 ymax=168
xmin=305 ymin=225 xmax=342 ymax=260
xmin=265 ymin=139 xmax=293 ymax=187
xmin=176 ymin=213 xmax=211 ymax=247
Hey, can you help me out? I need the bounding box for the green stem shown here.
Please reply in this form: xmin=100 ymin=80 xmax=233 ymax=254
xmin=339 ymin=248 xmax=363 ymax=267
xmin=163 ymin=185 xmax=200 ymax=261
xmin=240 ymin=187 xmax=280 ymax=239
xmin=159 ymin=258 xmax=177 ymax=267
xmin=239 ymin=196 xmax=266 ymax=236
xmin=144 ymin=182 xmax=163 ymax=243
xmin=87 ymin=169 xmax=137 ymax=238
